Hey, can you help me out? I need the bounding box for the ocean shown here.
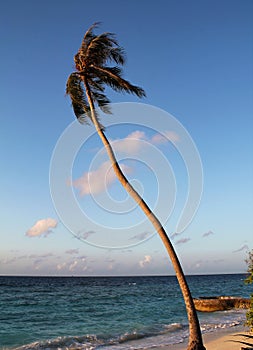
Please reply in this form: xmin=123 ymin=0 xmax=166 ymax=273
xmin=0 ymin=274 xmax=251 ymax=349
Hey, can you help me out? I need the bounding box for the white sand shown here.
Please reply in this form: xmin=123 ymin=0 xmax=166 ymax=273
xmin=150 ymin=326 xmax=253 ymax=350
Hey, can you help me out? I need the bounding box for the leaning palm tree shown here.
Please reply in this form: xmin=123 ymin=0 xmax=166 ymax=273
xmin=66 ymin=23 xmax=206 ymax=350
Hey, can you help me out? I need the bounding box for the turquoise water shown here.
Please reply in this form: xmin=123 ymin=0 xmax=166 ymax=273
xmin=0 ymin=274 xmax=251 ymax=349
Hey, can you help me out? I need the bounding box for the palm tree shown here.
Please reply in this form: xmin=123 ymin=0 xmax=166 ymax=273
xmin=66 ymin=23 xmax=206 ymax=350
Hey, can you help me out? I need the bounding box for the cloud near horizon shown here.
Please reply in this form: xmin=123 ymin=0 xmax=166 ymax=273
xmin=56 ymin=257 xmax=88 ymax=273
xmin=139 ymin=255 xmax=152 ymax=268
xmin=26 ymin=218 xmax=58 ymax=238
xmin=65 ymin=249 xmax=79 ymax=255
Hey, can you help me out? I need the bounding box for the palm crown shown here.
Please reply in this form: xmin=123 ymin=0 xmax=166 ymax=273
xmin=66 ymin=23 xmax=146 ymax=125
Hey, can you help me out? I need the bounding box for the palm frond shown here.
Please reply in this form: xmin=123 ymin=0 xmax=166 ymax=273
xmin=84 ymin=33 xmax=121 ymax=66
xmin=78 ymin=28 xmax=126 ymax=68
xmin=109 ymin=46 xmax=125 ymax=65
xmin=66 ymin=73 xmax=90 ymax=123
xmin=92 ymin=66 xmax=146 ymax=97
xmin=81 ymin=22 xmax=100 ymax=50
xmin=90 ymin=90 xmax=112 ymax=114
xmin=71 ymin=103 xmax=89 ymax=125
xmin=74 ymin=52 xmax=83 ymax=71
xmin=96 ymin=66 xmax=123 ymax=76
xmin=88 ymin=77 xmax=105 ymax=92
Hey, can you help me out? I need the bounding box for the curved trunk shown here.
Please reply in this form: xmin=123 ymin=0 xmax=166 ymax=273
xmin=84 ymin=80 xmax=205 ymax=350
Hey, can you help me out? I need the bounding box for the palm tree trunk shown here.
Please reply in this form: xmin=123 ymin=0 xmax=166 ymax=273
xmin=84 ymin=79 xmax=206 ymax=350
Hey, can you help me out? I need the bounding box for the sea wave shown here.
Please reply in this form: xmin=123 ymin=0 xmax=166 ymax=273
xmin=1 ymin=275 xmax=250 ymax=350
xmin=11 ymin=323 xmax=185 ymax=350
xmin=9 ymin=317 xmax=245 ymax=350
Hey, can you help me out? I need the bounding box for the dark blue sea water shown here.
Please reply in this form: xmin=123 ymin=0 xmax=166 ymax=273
xmin=0 ymin=274 xmax=251 ymax=349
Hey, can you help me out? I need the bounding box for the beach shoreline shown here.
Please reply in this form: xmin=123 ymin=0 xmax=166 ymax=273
xmin=1 ymin=275 xmax=251 ymax=350
xmin=152 ymin=325 xmax=253 ymax=350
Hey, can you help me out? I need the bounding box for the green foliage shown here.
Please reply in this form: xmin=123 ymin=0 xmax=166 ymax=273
xmin=245 ymin=250 xmax=253 ymax=332
xmin=245 ymin=250 xmax=253 ymax=285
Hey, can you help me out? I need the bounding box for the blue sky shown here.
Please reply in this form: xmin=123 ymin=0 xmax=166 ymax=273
xmin=0 ymin=0 xmax=252 ymax=276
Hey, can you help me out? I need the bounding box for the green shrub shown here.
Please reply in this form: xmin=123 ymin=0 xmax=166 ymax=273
xmin=245 ymin=250 xmax=253 ymax=332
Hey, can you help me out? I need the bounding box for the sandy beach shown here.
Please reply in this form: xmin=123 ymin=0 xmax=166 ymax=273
xmin=200 ymin=330 xmax=253 ymax=350
xmin=155 ymin=326 xmax=253 ymax=350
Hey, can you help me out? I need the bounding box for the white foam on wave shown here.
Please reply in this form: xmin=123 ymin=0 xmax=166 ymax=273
xmin=11 ymin=323 xmax=186 ymax=350
xmin=11 ymin=309 xmax=246 ymax=350
xmin=12 ymin=334 xmax=100 ymax=350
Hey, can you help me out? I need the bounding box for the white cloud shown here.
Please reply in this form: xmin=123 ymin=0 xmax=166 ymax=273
xmin=26 ymin=218 xmax=57 ymax=238
xmin=72 ymin=130 xmax=180 ymax=197
xmin=105 ymin=258 xmax=116 ymax=271
xmin=33 ymin=259 xmax=43 ymax=270
xmin=57 ymin=262 xmax=66 ymax=271
xmin=72 ymin=160 xmax=132 ymax=196
xmin=56 ymin=257 xmax=89 ymax=273
xmin=76 ymin=255 xmax=87 ymax=262
xmin=139 ymin=255 xmax=152 ymax=268
xmin=111 ymin=130 xmax=179 ymax=155
xmin=69 ymin=260 xmax=78 ymax=271
xmin=194 ymin=261 xmax=202 ymax=269
xmin=111 ymin=131 xmax=146 ymax=155
xmin=151 ymin=131 xmax=179 ymax=144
